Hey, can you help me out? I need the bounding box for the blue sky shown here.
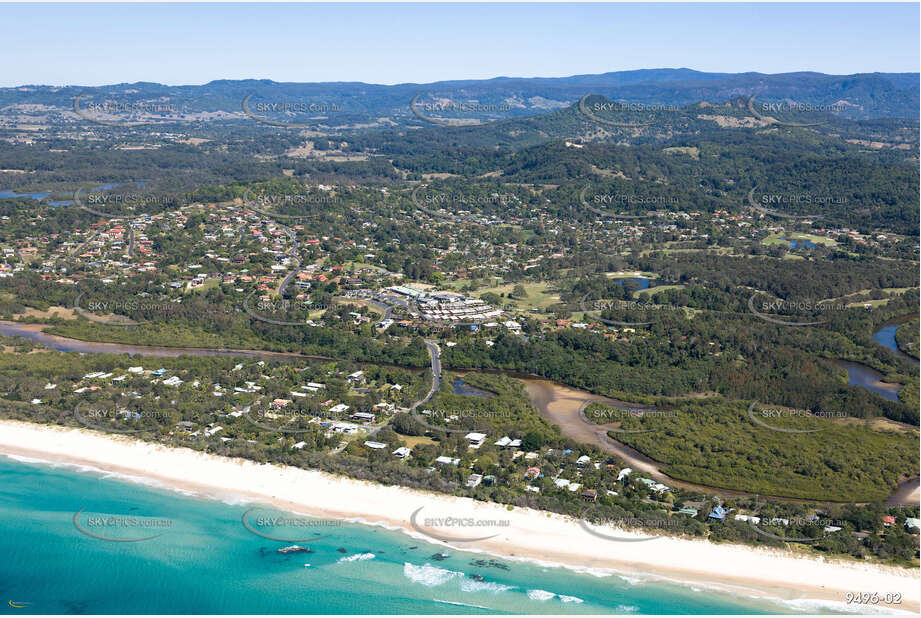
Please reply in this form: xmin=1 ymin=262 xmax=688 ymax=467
xmin=1 ymin=2 xmax=918 ymax=86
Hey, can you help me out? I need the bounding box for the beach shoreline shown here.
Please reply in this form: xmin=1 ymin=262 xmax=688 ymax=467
xmin=1 ymin=419 xmax=917 ymax=613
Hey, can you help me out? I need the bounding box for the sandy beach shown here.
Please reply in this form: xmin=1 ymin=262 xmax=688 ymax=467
xmin=1 ymin=419 xmax=917 ymax=612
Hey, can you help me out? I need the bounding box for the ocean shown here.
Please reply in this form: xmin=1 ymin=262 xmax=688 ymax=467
xmin=0 ymin=454 xmax=833 ymax=615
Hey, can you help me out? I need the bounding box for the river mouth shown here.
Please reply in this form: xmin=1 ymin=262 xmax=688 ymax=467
xmin=2 ymin=320 xmax=915 ymax=505
xmin=518 ymin=377 xmax=919 ymax=506
xmin=0 ymin=321 xmax=424 ymax=374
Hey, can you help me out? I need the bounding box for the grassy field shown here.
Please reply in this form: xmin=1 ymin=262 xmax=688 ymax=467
xmin=443 ymin=280 xmax=562 ymax=311
xmin=762 ymin=232 xmax=838 ymax=248
xmin=635 ymin=284 xmax=684 ymax=298
xmin=662 ymin=146 xmax=700 ymax=159
xmin=340 ymin=260 xmax=388 ymax=272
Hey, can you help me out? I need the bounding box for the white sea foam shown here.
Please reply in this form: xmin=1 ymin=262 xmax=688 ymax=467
xmin=458 ymin=578 xmax=515 ymax=594
xmin=617 ymin=574 xmax=646 ymax=585
xmin=403 ymin=562 xmax=461 ymax=587
xmin=526 ymin=589 xmax=556 ymax=601
xmin=433 ymin=599 xmax=492 ymax=610
xmin=338 ymin=553 xmax=375 ymax=563
xmin=525 ymin=589 xmax=584 ymax=604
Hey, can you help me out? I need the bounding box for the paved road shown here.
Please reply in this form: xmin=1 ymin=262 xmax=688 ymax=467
xmin=127 ymin=227 xmax=135 ymax=258
xmin=275 ymin=224 xmax=301 ymax=296
xmin=59 ymin=230 xmax=102 ymax=266
xmin=367 ymin=299 xmax=393 ymax=321
xmin=410 ymin=340 xmax=441 ymax=412
xmin=340 ymin=339 xmax=440 ymax=452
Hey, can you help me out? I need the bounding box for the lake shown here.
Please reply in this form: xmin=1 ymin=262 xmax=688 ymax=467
xmin=612 ymin=277 xmax=651 ymax=290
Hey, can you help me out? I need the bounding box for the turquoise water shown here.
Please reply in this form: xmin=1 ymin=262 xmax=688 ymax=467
xmin=0 ymin=454 xmax=801 ymax=615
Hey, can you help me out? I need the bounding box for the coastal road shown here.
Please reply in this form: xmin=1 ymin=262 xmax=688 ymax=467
xmin=410 ymin=340 xmax=441 ymax=412
xmin=345 ymin=339 xmax=439 ymax=450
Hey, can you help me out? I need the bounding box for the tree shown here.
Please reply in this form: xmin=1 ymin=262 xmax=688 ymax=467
xmin=522 ymin=430 xmax=545 ymax=451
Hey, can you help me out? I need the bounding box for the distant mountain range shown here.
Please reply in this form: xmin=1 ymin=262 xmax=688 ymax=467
xmin=2 ymin=68 xmax=918 ymax=122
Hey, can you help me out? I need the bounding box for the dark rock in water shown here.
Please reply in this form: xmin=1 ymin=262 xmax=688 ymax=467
xmin=469 ymin=558 xmax=509 ymax=571
xmin=468 ymin=574 xmax=485 ymax=582
xmin=336 ymin=547 xmax=348 ymax=553
xmin=408 ymin=546 xmax=418 ymax=550
xmin=430 ymin=552 xmax=450 ymax=561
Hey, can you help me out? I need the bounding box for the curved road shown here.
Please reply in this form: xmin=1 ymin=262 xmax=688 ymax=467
xmin=359 ymin=340 xmax=440 ymax=446
xmin=410 ymin=340 xmax=441 ymax=412
xmin=275 ymin=223 xmax=302 ymax=296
